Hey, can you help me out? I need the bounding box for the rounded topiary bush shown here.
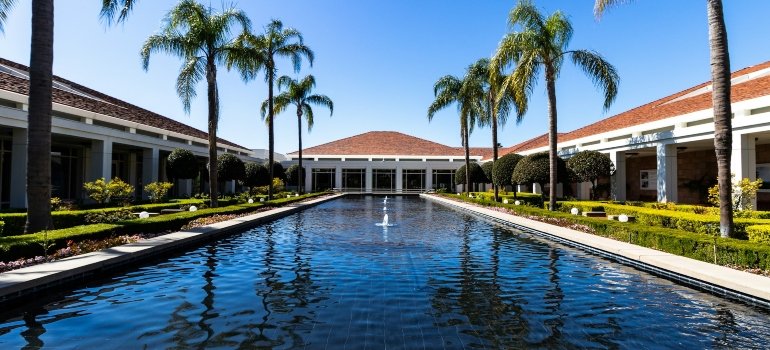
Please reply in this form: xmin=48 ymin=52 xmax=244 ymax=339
xmin=215 ymin=153 xmax=246 ymax=182
xmin=567 ymin=150 xmax=615 ymax=200
xmin=268 ymin=161 xmax=287 ymax=181
xmin=285 ymin=164 xmax=306 ymax=186
xmin=512 ymin=151 xmax=570 ymax=206
xmin=166 ymin=148 xmax=199 ymax=180
xmin=455 ymin=162 xmax=487 ymax=185
xmin=492 ymin=153 xmax=524 ymax=188
xmin=243 ymin=162 xmax=270 ymax=187
xmin=481 ymin=161 xmax=494 ymax=184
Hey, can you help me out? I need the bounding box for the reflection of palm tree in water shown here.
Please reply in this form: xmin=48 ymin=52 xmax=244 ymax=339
xmin=533 ymin=248 xmax=566 ymax=348
xmin=196 ymin=244 xmax=218 ymax=348
xmin=20 ymin=311 xmax=45 ymax=350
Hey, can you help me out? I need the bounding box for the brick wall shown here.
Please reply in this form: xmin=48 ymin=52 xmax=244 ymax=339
xmin=626 ymin=155 xmax=658 ymax=201
xmin=677 ymin=150 xmax=718 ymax=204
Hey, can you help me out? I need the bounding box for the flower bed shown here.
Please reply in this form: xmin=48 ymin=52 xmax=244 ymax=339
xmin=434 ymin=193 xmax=770 ymax=276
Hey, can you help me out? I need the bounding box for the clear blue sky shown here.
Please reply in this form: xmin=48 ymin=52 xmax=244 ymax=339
xmin=2 ymin=1 xmax=770 ymax=154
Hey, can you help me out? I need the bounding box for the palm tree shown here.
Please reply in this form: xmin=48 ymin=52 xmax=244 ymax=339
xmin=465 ymin=58 xmax=518 ymax=202
xmin=264 ymin=75 xmax=332 ymax=195
xmin=428 ymin=65 xmax=485 ymax=195
xmin=227 ymin=19 xmax=313 ymax=200
xmin=594 ymin=1 xmax=734 ymax=237
xmin=141 ymin=0 xmax=251 ymax=208
xmin=0 ymin=0 xmax=136 ymax=233
xmin=491 ymin=0 xmax=619 ymax=211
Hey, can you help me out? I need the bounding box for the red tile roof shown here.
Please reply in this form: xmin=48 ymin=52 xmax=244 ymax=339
xmin=0 ymin=57 xmax=249 ymax=150
xmin=506 ymin=60 xmax=770 ymax=153
xmin=289 ymin=131 xmax=490 ymax=157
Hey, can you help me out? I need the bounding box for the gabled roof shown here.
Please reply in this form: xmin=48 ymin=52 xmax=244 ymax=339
xmin=507 ymin=60 xmax=770 ymax=153
xmin=0 ymin=57 xmax=249 ymax=150
xmin=289 ymin=131 xmax=488 ymax=157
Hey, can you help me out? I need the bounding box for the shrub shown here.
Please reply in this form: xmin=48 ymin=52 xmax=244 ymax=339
xmin=214 ymin=153 xmax=246 ymax=182
xmin=747 ymin=225 xmax=770 ymax=244
xmin=439 ymin=194 xmax=770 ymax=269
xmin=285 ymin=164 xmax=306 ymax=186
xmin=512 ymin=152 xmax=570 ymax=204
xmin=455 ymin=163 xmax=486 ymax=186
xmin=144 ymin=182 xmax=174 ymax=203
xmin=50 ymin=197 xmax=74 ymax=211
xmin=85 ymin=208 xmax=135 ymax=224
xmin=480 ymin=161 xmax=494 ymax=184
xmin=242 ymin=162 xmax=270 ymax=188
xmin=567 ymin=150 xmax=615 ymax=200
xmin=708 ymin=174 xmax=763 ymax=212
xmin=166 ymin=148 xmax=200 ymax=181
xmin=492 ymin=153 xmax=523 ymax=189
xmin=273 ymin=178 xmax=285 ymax=193
xmin=83 ymin=177 xmax=135 ymax=204
xmin=268 ymin=161 xmax=287 ymax=182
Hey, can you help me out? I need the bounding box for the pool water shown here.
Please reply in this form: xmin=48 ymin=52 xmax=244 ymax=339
xmin=0 ymin=196 xmax=768 ymax=349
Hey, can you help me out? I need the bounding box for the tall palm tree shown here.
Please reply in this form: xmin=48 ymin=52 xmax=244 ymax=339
xmin=594 ymin=0 xmax=734 ymax=237
xmin=491 ymin=0 xmax=619 ymax=211
xmin=465 ymin=58 xmax=519 ymax=202
xmin=428 ymin=66 xmax=485 ymax=195
xmin=141 ymin=0 xmax=250 ymax=208
xmin=227 ymin=19 xmax=313 ymax=200
xmin=264 ymin=75 xmax=332 ymax=195
xmin=0 ymin=0 xmax=136 ymax=233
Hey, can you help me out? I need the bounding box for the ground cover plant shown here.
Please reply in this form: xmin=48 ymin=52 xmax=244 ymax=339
xmin=0 ymin=193 xmax=332 ymax=271
xmin=435 ymin=193 xmax=770 ymax=275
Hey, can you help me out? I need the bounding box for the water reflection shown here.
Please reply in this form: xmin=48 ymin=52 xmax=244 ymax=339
xmin=0 ymin=196 xmax=768 ymax=349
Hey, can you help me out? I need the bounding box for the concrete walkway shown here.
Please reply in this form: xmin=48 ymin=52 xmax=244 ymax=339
xmin=0 ymin=194 xmax=345 ymax=304
xmin=422 ymin=194 xmax=770 ymax=307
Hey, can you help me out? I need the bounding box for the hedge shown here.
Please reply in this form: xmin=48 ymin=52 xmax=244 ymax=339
xmin=747 ymin=225 xmax=770 ymax=244
xmin=558 ymin=201 xmax=770 ymax=240
xmin=0 ymin=193 xmax=328 ymax=261
xmin=437 ymin=194 xmax=770 ymax=270
xmin=0 ymin=199 xmax=206 ymax=237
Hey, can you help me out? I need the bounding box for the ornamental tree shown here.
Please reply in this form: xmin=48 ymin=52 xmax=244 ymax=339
xmin=214 ymin=153 xmax=246 ymax=182
xmin=455 ymin=162 xmax=487 ymax=189
xmin=492 ymin=153 xmax=524 ymax=198
xmin=285 ymin=164 xmax=306 ymax=188
xmin=269 ymin=161 xmax=287 ymax=182
xmin=567 ymin=150 xmax=615 ymax=200
xmin=166 ymin=148 xmax=199 ymax=181
xmin=481 ymin=161 xmax=494 ymax=184
xmin=512 ymin=151 xmax=569 ymax=205
xmin=243 ymin=162 xmax=270 ymax=188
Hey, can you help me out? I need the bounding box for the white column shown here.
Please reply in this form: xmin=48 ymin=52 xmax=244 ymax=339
xmin=425 ymin=165 xmax=433 ymax=191
xmin=90 ymin=139 xmax=112 ymax=181
xmin=577 ymin=182 xmax=592 ymax=200
xmin=532 ymin=183 xmax=541 ymax=194
xmin=656 ymin=143 xmax=678 ymax=202
xmin=10 ymin=128 xmax=27 ymax=208
xmin=396 ymin=165 xmax=403 ymax=193
xmin=142 ymin=147 xmax=159 ymax=200
xmin=365 ymin=165 xmax=373 ymax=193
xmin=732 ymin=132 xmax=757 ymax=209
xmin=179 ymin=178 xmax=192 ymax=197
xmin=610 ymin=150 xmax=627 ymax=201
xmin=335 ymin=165 xmax=342 ymax=190
xmin=228 ymin=180 xmax=236 ymax=194
xmin=556 ymin=183 xmax=563 ymax=198
xmin=305 ymin=165 xmax=313 ymax=193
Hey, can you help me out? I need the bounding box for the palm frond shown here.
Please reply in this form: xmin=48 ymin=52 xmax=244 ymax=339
xmin=301 ymin=103 xmax=315 ymax=132
xmin=99 ymin=0 xmax=137 ymax=27
xmin=259 ymin=98 xmax=270 ymax=120
xmin=140 ymin=32 xmax=189 ymax=70
xmin=594 ymin=0 xmax=632 ymax=19
xmin=570 ymin=49 xmax=620 ymax=110
xmin=272 ymin=93 xmax=292 ymax=116
xmin=508 ymin=0 xmax=544 ymax=32
xmin=306 ymin=94 xmax=333 ymax=116
xmin=276 ymin=75 xmax=293 ymax=92
xmin=0 ymin=0 xmax=16 ymax=34
xmin=176 ymin=56 xmax=205 ymax=114
xmin=545 ymin=11 xmax=573 ymax=52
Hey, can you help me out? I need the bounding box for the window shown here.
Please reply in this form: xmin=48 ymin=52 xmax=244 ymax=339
xmin=342 ymin=169 xmax=365 ymax=191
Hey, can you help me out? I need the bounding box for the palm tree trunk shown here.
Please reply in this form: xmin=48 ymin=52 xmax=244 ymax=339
xmin=25 ymin=0 xmax=55 ymax=234
xmin=708 ymin=0 xmax=733 ymax=238
xmin=297 ymin=107 xmax=303 ymax=194
xmin=546 ymin=67 xmax=558 ymax=211
xmin=464 ymin=121 xmax=470 ymax=195
xmin=491 ymin=90 xmax=499 ymax=202
xmin=206 ymin=60 xmax=218 ymax=208
xmin=267 ymin=69 xmax=275 ymax=200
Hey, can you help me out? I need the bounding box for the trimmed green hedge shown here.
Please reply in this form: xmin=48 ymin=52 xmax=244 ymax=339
xmin=0 ymin=193 xmax=327 ymax=261
xmin=747 ymin=225 xmax=770 ymax=244
xmin=558 ymin=201 xmax=770 ymax=240
xmin=0 ymin=200 xmax=208 ymax=237
xmin=438 ymin=194 xmax=770 ymax=270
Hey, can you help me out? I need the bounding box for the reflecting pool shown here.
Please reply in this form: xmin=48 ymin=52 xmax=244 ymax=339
xmin=1 ymin=196 xmax=769 ymax=349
